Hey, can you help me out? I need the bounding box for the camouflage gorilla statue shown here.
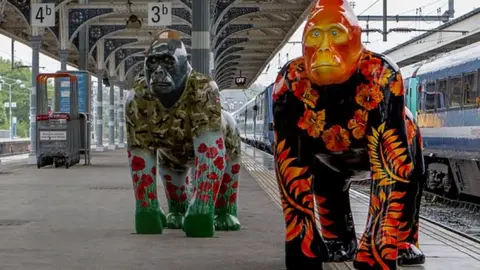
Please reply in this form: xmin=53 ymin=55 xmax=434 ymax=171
xmin=125 ymin=31 xmax=242 ymax=237
xmin=272 ymin=0 xmax=426 ymax=269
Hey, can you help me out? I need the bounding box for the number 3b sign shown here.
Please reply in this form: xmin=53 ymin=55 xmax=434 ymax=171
xmin=31 ymin=3 xmax=55 ymax=27
xmin=148 ymin=2 xmax=172 ymax=26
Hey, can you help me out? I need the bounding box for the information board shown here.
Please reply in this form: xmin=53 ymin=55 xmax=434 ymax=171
xmin=39 ymin=131 xmax=67 ymax=141
xmin=57 ymin=71 xmax=89 ymax=113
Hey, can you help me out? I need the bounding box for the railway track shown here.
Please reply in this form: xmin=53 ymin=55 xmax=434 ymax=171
xmin=351 ymin=180 xmax=480 ymax=212
xmin=351 ymin=181 xmax=480 ymax=242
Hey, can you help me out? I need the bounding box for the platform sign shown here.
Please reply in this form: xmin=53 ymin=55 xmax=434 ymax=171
xmin=31 ymin=3 xmax=55 ymax=27
xmin=56 ymin=71 xmax=90 ymax=114
xmin=148 ymin=2 xmax=172 ymax=26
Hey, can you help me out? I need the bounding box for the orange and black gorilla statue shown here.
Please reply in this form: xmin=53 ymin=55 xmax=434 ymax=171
xmin=272 ymin=0 xmax=426 ymax=269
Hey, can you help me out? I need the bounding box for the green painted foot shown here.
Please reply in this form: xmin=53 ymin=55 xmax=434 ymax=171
xmin=183 ymin=214 xmax=215 ymax=237
xmin=135 ymin=209 xmax=166 ymax=234
xmin=166 ymin=212 xmax=184 ymax=229
xmin=214 ymin=214 xmax=241 ymax=231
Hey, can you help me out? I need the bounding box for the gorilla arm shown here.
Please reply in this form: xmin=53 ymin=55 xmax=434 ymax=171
xmin=184 ymin=79 xmax=226 ymax=237
xmin=125 ymin=81 xmax=166 ymax=234
xmin=272 ymin=64 xmax=326 ymax=260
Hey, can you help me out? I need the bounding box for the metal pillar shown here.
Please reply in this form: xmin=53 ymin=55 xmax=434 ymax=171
xmin=382 ymin=0 xmax=387 ymax=41
xmin=448 ymin=0 xmax=455 ymax=17
xmin=191 ymin=0 xmax=211 ymax=76
xmin=78 ymin=0 xmax=89 ymax=70
xmin=107 ymin=56 xmax=116 ymax=150
xmin=95 ymin=40 xmax=105 ymax=151
xmin=59 ymin=50 xmax=69 ymax=70
xmin=95 ymin=70 xmax=104 ymax=151
xmin=117 ymin=82 xmax=125 ymax=148
xmin=107 ymin=82 xmax=116 ymax=150
xmin=27 ymin=36 xmax=42 ymax=165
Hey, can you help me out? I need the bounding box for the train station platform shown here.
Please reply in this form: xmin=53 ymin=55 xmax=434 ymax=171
xmin=0 ymin=146 xmax=478 ymax=269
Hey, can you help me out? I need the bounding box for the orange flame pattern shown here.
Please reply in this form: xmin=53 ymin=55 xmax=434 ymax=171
xmin=356 ymin=123 xmax=415 ymax=268
xmin=275 ymin=138 xmax=321 ymax=258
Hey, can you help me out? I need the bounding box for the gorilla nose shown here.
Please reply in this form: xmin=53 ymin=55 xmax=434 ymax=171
xmin=155 ymin=69 xmax=166 ymax=77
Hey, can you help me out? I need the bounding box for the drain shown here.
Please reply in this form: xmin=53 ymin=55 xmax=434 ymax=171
xmin=0 ymin=220 xmax=31 ymax=226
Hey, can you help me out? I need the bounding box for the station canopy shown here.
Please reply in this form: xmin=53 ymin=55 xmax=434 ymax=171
xmin=1 ymin=0 xmax=313 ymax=90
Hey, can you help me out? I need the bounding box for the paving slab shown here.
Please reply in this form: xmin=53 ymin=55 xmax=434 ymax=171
xmin=0 ymin=149 xmax=286 ymax=270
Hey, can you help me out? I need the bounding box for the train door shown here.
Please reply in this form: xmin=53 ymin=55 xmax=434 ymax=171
xmin=261 ymin=90 xmax=269 ymax=144
xmin=253 ymin=98 xmax=258 ymax=142
xmin=266 ymin=85 xmax=274 ymax=144
xmin=408 ymin=77 xmax=419 ymax=118
xmin=243 ymin=109 xmax=247 ymax=138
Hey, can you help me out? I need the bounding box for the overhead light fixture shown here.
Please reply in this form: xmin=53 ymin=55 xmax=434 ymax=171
xmin=126 ymin=14 xmax=142 ymax=29
xmin=125 ymin=0 xmax=141 ymax=29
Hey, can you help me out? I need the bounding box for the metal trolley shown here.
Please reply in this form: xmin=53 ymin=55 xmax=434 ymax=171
xmin=36 ymin=73 xmax=84 ymax=168
xmin=55 ymin=70 xmax=92 ymax=165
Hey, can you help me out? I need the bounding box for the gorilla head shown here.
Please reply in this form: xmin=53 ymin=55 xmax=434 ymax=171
xmin=144 ymin=31 xmax=191 ymax=95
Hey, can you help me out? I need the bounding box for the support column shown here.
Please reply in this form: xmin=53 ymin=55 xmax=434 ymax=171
xmin=95 ymin=40 xmax=105 ymax=151
xmin=191 ymin=0 xmax=211 ymax=76
xmin=117 ymin=82 xmax=125 ymax=148
xmin=27 ymin=35 xmax=42 ymax=165
xmin=107 ymin=57 xmax=116 ymax=150
xmin=59 ymin=50 xmax=69 ymax=71
xmin=78 ymin=0 xmax=89 ymax=70
xmin=117 ymin=63 xmax=126 ymax=148
xmin=95 ymin=71 xmax=104 ymax=151
xmin=107 ymin=82 xmax=116 ymax=150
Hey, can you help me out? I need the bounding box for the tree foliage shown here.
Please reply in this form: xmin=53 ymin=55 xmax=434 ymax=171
xmin=0 ymin=58 xmax=53 ymax=138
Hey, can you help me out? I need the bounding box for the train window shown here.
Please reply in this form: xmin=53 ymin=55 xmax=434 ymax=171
xmin=448 ymin=76 xmax=462 ymax=107
xmin=257 ymin=99 xmax=263 ymax=121
xmin=463 ymin=72 xmax=477 ymax=105
xmin=437 ymin=79 xmax=448 ymax=107
xmin=425 ymin=82 xmax=435 ymax=92
xmin=424 ymin=93 xmax=437 ymax=110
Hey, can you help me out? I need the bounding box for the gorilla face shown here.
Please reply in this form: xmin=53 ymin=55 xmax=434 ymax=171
xmin=145 ymin=39 xmax=191 ymax=95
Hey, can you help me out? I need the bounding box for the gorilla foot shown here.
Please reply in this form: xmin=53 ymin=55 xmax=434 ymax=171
xmin=398 ymin=243 xmax=425 ymax=265
xmin=135 ymin=209 xmax=166 ymax=234
xmin=183 ymin=214 xmax=215 ymax=237
xmin=324 ymin=238 xmax=358 ymax=262
xmin=214 ymin=213 xmax=241 ymax=231
xmin=166 ymin=212 xmax=184 ymax=229
xmin=353 ymin=258 xmax=397 ymax=270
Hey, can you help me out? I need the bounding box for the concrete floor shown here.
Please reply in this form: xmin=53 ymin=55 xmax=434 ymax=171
xmin=0 ymin=150 xmax=286 ymax=270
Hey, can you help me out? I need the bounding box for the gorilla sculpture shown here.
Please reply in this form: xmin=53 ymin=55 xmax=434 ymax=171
xmin=125 ymin=31 xmax=241 ymax=237
xmin=273 ymin=0 xmax=426 ymax=269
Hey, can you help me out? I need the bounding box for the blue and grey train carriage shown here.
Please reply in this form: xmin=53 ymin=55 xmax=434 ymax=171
xmin=402 ymin=41 xmax=480 ymax=200
xmin=232 ymin=84 xmax=274 ymax=153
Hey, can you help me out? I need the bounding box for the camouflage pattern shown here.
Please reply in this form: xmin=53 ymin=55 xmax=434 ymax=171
xmin=125 ymin=70 xmax=241 ymax=172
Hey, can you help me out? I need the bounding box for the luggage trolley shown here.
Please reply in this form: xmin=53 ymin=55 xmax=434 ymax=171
xmin=36 ymin=73 xmax=82 ymax=168
xmin=54 ymin=71 xmax=92 ymax=166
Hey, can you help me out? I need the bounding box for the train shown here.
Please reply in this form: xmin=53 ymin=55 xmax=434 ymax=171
xmin=232 ymin=84 xmax=275 ymax=154
xmin=232 ymin=42 xmax=480 ymax=201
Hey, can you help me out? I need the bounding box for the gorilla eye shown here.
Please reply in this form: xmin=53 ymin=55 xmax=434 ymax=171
xmin=312 ymin=30 xmax=320 ymax=37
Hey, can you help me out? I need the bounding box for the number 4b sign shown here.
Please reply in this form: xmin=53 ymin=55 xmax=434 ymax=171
xmin=31 ymin=3 xmax=55 ymax=27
